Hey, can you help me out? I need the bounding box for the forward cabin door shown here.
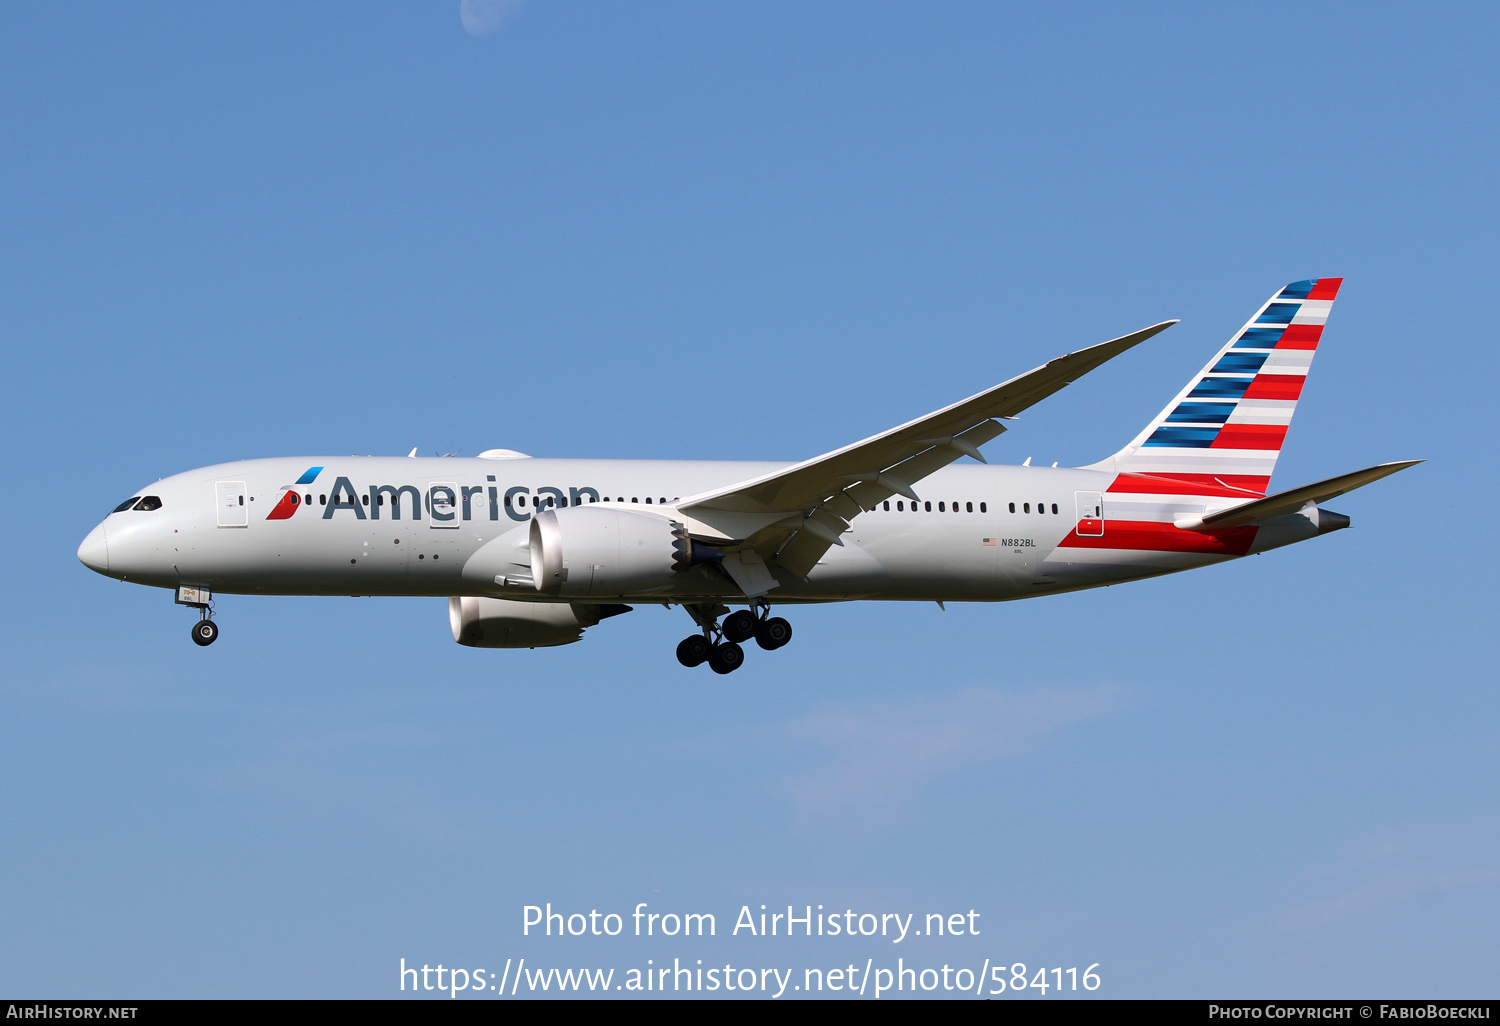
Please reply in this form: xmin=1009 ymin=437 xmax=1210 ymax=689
xmin=1074 ymin=490 xmax=1103 ymax=537
xmin=216 ymin=480 xmax=248 ymax=527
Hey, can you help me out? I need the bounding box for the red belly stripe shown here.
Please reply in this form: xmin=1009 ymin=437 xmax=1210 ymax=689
xmin=1057 ymin=520 xmax=1258 ymax=555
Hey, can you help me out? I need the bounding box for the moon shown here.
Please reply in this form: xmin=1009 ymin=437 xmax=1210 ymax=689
xmin=460 ymin=0 xmax=523 ymax=37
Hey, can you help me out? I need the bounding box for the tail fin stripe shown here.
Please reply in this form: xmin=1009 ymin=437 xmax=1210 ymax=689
xmin=1277 ymin=324 xmax=1323 ymax=348
xmin=1225 ymin=399 xmax=1295 ymax=424
xmin=1188 ymin=378 xmax=1255 ymax=399
xmin=1146 ymin=426 xmax=1220 ymax=447
xmin=1165 ymin=402 xmax=1235 ymax=424
xmin=1242 ymin=375 xmax=1305 ymax=401
xmin=1257 ymin=303 xmax=1303 ymax=323
xmin=1212 ymin=352 xmax=1271 ymax=374
xmin=1260 ymin=351 xmax=1314 ymax=375
xmin=1211 ymin=424 xmax=1287 ymax=450
xmin=1232 ymin=327 xmax=1287 ymax=348
xmin=1292 ymin=300 xmax=1335 ymax=323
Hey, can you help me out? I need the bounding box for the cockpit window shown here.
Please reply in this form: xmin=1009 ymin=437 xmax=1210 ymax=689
xmin=133 ymin=496 xmax=163 ymax=511
xmin=113 ymin=497 xmax=142 ymax=513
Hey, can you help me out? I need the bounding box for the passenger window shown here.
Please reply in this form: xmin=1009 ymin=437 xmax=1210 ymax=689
xmin=113 ymin=497 xmax=142 ymax=513
xmin=939 ymin=502 xmax=946 ymax=512
xmin=320 ymin=495 xmax=327 ymax=505
xmin=1023 ymin=503 xmax=1030 ymax=513
xmin=560 ymin=497 xmax=568 ymax=507
xmin=896 ymin=501 xmax=904 ymax=511
xmin=307 ymin=494 xmax=314 ymax=505
xmin=883 ymin=501 xmax=890 ymax=511
xmin=135 ymin=496 xmax=162 ymax=511
xmin=361 ymin=495 xmax=369 ymax=505
xmin=952 ymin=501 xmax=959 ymax=512
xmin=966 ymin=502 xmax=973 ymax=513
xmin=237 ymin=495 xmax=244 ymax=506
xmin=1008 ymin=502 xmax=1015 ymax=513
xmin=631 ymin=497 xmax=638 ymax=504
xmin=1052 ymin=503 xmax=1058 ymax=514
xmin=645 ymin=497 xmax=652 ymax=504
xmin=980 ymin=502 xmax=987 ymax=513
xmin=924 ymin=501 xmax=932 ymax=512
xmin=518 ymin=495 xmax=527 ymax=508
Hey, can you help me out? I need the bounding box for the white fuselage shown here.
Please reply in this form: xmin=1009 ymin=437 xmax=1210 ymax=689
xmin=79 ymin=455 xmax=1311 ymax=605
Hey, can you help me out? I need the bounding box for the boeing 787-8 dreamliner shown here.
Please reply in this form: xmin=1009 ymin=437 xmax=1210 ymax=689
xmin=79 ymin=279 xmax=1418 ymax=673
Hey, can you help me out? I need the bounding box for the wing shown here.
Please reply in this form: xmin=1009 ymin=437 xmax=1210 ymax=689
xmin=676 ymin=320 xmax=1178 ymax=581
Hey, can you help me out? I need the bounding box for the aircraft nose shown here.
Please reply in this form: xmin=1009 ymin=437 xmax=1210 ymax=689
xmin=78 ymin=523 xmax=110 ymax=573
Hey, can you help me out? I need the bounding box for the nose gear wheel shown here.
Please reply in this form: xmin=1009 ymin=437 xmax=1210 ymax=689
xmin=191 ymin=619 xmax=219 ymax=646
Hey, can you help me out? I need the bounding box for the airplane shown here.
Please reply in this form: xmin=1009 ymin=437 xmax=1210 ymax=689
xmin=78 ymin=279 xmax=1419 ymax=674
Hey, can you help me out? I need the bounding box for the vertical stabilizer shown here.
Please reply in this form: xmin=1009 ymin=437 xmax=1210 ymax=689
xmin=1087 ymin=278 xmax=1342 ymax=496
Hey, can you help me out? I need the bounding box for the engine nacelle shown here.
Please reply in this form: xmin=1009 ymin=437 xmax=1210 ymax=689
xmin=528 ymin=507 xmax=719 ymax=598
xmin=448 ymin=596 xmax=631 ymax=648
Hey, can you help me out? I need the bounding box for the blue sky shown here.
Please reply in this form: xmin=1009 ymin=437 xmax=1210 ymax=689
xmin=1 ymin=1 xmax=1496 ymax=998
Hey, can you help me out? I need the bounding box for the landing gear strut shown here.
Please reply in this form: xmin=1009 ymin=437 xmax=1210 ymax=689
xmin=676 ymin=602 xmax=791 ymax=672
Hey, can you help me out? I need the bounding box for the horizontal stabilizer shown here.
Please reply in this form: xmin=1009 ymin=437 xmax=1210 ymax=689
xmin=1177 ymin=460 xmax=1423 ymax=530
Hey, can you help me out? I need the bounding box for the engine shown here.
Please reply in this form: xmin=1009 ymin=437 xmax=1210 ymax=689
xmin=448 ymin=596 xmax=631 ymax=648
xmin=527 ymin=507 xmax=721 ymax=598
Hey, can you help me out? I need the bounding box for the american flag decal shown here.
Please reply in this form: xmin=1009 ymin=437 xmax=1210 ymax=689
xmin=982 ymin=538 xmax=996 ymax=546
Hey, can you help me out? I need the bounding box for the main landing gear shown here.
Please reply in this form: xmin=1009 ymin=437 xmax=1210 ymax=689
xmin=675 ymin=602 xmax=792 ymax=674
xmin=176 ymin=586 xmax=219 ymax=647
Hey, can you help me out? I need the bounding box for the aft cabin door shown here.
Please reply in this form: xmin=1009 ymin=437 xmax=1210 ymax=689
xmin=1074 ymin=490 xmax=1103 ymax=537
xmin=216 ymin=480 xmax=248 ymax=527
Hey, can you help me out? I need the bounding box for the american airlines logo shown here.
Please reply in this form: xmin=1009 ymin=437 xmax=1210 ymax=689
xmin=266 ymin=467 xmax=599 ymax=524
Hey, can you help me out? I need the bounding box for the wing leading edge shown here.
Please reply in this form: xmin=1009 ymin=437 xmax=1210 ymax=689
xmin=676 ymin=320 xmax=1179 ymax=581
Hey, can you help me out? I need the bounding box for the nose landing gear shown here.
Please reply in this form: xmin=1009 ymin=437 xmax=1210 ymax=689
xmin=191 ymin=617 xmax=219 ymax=646
xmin=676 ymin=602 xmax=791 ymax=673
xmin=177 ymin=586 xmax=219 ymax=647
